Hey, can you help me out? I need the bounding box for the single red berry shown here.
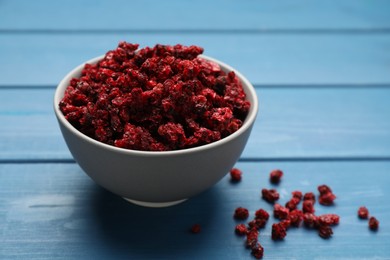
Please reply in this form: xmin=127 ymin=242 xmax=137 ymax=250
xmin=319 ymin=192 xmax=336 ymax=206
xmin=285 ymin=197 xmax=300 ymax=211
xmin=230 ymin=168 xmax=242 ymax=182
xmin=318 ymin=184 xmax=333 ymax=195
xmin=269 ymin=169 xmax=283 ymax=184
xmin=255 ymin=209 xmax=270 ymax=221
xmin=318 ymin=225 xmax=333 ymax=239
xmin=369 ymin=217 xmax=379 ymax=230
xmin=303 ymin=213 xmax=319 ymax=228
xmin=234 ymin=207 xmax=249 ymax=220
xmin=273 ymin=203 xmax=290 ymax=220
xmin=318 ymin=214 xmax=340 ymax=226
xmin=190 ymin=224 xmax=201 ymax=234
xmin=358 ymin=206 xmax=369 ymax=219
xmin=289 ymin=209 xmax=304 ymax=227
xmin=271 ymin=223 xmax=287 ymax=240
xmin=303 ymin=192 xmax=316 ymax=202
xmin=261 ymin=188 xmax=279 ymax=203
xmin=235 ymin=223 xmax=248 ymax=236
xmin=246 ymin=229 xmax=259 ymax=248
xmin=280 ymin=219 xmax=291 ymax=229
xmin=302 ymin=200 xmax=315 ymax=214
xmin=251 ymin=242 xmax=264 ymax=259
xmin=291 ymin=190 xmax=303 ymax=201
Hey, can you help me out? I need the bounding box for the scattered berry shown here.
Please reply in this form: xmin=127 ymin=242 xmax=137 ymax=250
xmin=285 ymin=197 xmax=300 ymax=211
xmin=255 ymin=209 xmax=270 ymax=221
xmin=251 ymin=243 xmax=264 ymax=259
xmin=318 ymin=184 xmax=333 ymax=195
xmin=289 ymin=210 xmax=304 ymax=227
xmin=234 ymin=207 xmax=249 ymax=220
xmin=318 ymin=192 xmax=336 ymax=206
xmin=273 ymin=203 xmax=290 ymax=220
xmin=248 ymin=218 xmax=267 ymax=230
xmin=318 ymin=214 xmax=340 ymax=226
xmin=303 ymin=213 xmax=319 ymax=228
xmin=303 ymin=192 xmax=316 ymax=202
xmin=235 ymin=224 xmax=248 ymax=236
xmin=369 ymin=217 xmax=379 ymax=230
xmin=318 ymin=225 xmax=333 ymax=239
xmin=358 ymin=206 xmax=369 ymax=219
xmin=292 ymin=190 xmax=303 ymax=201
xmin=261 ymin=188 xmax=279 ymax=203
xmin=302 ymin=200 xmax=315 ymax=214
xmin=271 ymin=222 xmax=287 ymax=240
xmin=269 ymin=169 xmax=283 ymax=184
xmin=246 ymin=229 xmax=259 ymax=248
xmin=230 ymin=168 xmax=243 ymax=182
xmin=190 ymin=224 xmax=201 ymax=234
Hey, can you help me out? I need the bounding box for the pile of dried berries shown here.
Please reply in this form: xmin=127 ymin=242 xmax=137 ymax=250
xmin=228 ymin=168 xmax=381 ymax=259
xmin=60 ymin=42 xmax=250 ymax=151
xmin=231 ymin=169 xmax=341 ymax=259
xmin=234 ymin=207 xmax=269 ymax=259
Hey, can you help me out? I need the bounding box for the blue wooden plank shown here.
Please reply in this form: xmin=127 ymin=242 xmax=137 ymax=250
xmin=1 ymin=34 xmax=390 ymax=86
xmin=0 ymin=162 xmax=389 ymax=259
xmin=1 ymin=87 xmax=390 ymax=160
xmin=0 ymin=0 xmax=390 ymax=30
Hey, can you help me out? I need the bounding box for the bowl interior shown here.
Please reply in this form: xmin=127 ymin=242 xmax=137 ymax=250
xmin=54 ymin=54 xmax=258 ymax=157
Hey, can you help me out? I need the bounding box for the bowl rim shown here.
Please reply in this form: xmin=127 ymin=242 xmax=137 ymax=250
xmin=54 ymin=53 xmax=258 ymax=157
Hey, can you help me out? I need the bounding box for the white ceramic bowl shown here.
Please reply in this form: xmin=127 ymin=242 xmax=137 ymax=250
xmin=54 ymin=54 xmax=258 ymax=207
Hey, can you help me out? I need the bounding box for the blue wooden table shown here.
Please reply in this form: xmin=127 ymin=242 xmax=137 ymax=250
xmin=1 ymin=1 xmax=390 ymax=259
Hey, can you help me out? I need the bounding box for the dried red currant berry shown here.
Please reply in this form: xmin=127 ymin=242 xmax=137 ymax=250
xmin=303 ymin=213 xmax=319 ymax=228
xmin=302 ymin=200 xmax=315 ymax=214
xmin=289 ymin=209 xmax=304 ymax=227
xmin=285 ymin=197 xmax=300 ymax=211
xmin=319 ymin=192 xmax=336 ymax=206
xmin=230 ymin=168 xmax=242 ymax=182
xmin=318 ymin=225 xmax=333 ymax=239
xmin=303 ymin=192 xmax=316 ymax=202
xmin=318 ymin=214 xmax=340 ymax=226
xmin=271 ymin=222 xmax=287 ymax=240
xmin=269 ymin=169 xmax=283 ymax=184
xmin=280 ymin=219 xmax=291 ymax=229
xmin=318 ymin=184 xmax=333 ymax=195
xmin=235 ymin=223 xmax=248 ymax=236
xmin=255 ymin=209 xmax=270 ymax=221
xmin=246 ymin=229 xmax=259 ymax=248
xmin=261 ymin=188 xmax=279 ymax=203
xmin=292 ymin=190 xmax=303 ymax=201
xmin=369 ymin=217 xmax=379 ymax=230
xmin=358 ymin=206 xmax=369 ymax=219
xmin=234 ymin=207 xmax=249 ymax=220
xmin=190 ymin=224 xmax=201 ymax=234
xmin=251 ymin=242 xmax=264 ymax=259
xmin=273 ymin=203 xmax=290 ymax=220
xmin=248 ymin=218 xmax=267 ymax=230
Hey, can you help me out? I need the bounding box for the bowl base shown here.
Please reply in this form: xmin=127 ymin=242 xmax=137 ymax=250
xmin=123 ymin=197 xmax=187 ymax=207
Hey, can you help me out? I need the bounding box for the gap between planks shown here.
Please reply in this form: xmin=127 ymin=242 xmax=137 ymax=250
xmin=1 ymin=157 xmax=390 ymax=164
xmin=1 ymin=28 xmax=390 ymax=35
xmin=1 ymin=83 xmax=390 ymax=90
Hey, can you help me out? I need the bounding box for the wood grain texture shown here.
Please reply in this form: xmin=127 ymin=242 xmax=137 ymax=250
xmin=0 ymin=162 xmax=389 ymax=259
xmin=1 ymin=34 xmax=390 ymax=86
xmin=0 ymin=0 xmax=389 ymax=30
xmin=1 ymin=87 xmax=390 ymax=161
